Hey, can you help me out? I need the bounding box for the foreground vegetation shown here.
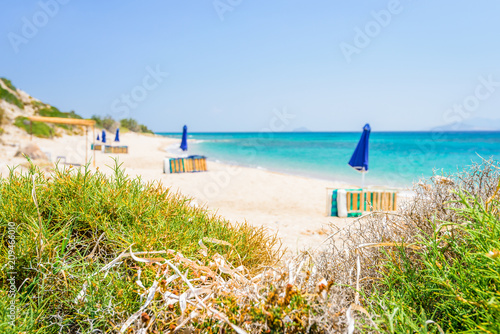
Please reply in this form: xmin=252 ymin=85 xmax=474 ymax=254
xmin=0 ymin=161 xmax=281 ymax=333
xmin=0 ymin=160 xmax=498 ymax=333
xmin=368 ymin=179 xmax=500 ymax=332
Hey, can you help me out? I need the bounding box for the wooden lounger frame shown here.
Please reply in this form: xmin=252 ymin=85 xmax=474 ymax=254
xmin=169 ymin=156 xmax=207 ymax=173
xmin=104 ymin=146 xmax=128 ymax=154
xmin=346 ymin=190 xmax=397 ymax=214
xmin=328 ymin=188 xmax=398 ymax=217
xmin=28 ymin=116 xmax=96 ymax=166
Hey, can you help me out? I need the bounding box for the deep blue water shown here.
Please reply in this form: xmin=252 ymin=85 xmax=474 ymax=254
xmin=157 ymin=131 xmax=500 ymax=188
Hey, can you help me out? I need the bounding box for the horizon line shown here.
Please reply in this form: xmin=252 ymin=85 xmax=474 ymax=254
xmin=155 ymin=130 xmax=500 ymax=134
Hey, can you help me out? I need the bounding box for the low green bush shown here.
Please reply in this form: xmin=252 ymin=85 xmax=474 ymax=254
xmin=31 ymin=100 xmax=46 ymax=110
xmin=0 ymin=78 xmax=17 ymax=92
xmin=37 ymin=106 xmax=71 ymax=130
xmin=0 ymin=107 xmax=4 ymax=134
xmin=1 ymin=155 xmax=496 ymax=333
xmin=0 ymin=162 xmax=281 ymax=332
xmin=120 ymin=118 xmax=154 ymax=134
xmin=14 ymin=116 xmax=53 ymax=138
xmin=0 ymin=86 xmax=23 ymax=110
xmin=37 ymin=106 xmax=81 ymax=120
xmin=31 ymin=103 xmax=83 ymax=132
xmin=93 ymin=115 xmax=153 ymax=134
xmin=91 ymin=115 xmax=116 ymax=131
xmin=369 ymin=188 xmax=500 ymax=333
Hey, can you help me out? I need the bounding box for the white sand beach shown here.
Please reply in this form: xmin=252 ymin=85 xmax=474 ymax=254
xmin=1 ymin=130 xmax=360 ymax=253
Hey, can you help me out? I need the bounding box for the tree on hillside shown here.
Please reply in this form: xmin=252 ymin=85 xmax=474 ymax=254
xmin=92 ymin=115 xmax=153 ymax=134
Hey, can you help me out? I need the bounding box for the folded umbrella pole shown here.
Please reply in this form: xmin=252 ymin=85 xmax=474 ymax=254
xmin=348 ymin=123 xmax=371 ymax=188
xmin=180 ymin=125 xmax=188 ymax=151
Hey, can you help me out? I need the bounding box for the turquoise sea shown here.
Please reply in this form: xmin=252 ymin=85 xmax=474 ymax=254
xmin=158 ymin=132 xmax=500 ymax=188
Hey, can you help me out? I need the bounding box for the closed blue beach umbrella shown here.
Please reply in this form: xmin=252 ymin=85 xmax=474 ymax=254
xmin=348 ymin=123 xmax=371 ymax=187
xmin=114 ymin=128 xmax=120 ymax=142
xmin=97 ymin=134 xmax=100 ymax=141
xmin=180 ymin=125 xmax=188 ymax=151
xmin=102 ymin=130 xmax=106 ymax=144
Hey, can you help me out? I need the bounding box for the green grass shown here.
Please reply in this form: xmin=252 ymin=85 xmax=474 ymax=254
xmin=0 ymin=86 xmax=23 ymax=110
xmin=0 ymin=161 xmax=281 ymax=333
xmin=31 ymin=103 xmax=83 ymax=132
xmin=36 ymin=106 xmax=81 ymax=131
xmin=367 ymin=187 xmax=500 ymax=333
xmin=0 ymin=106 xmax=4 ymax=134
xmin=13 ymin=101 xmax=84 ymax=134
xmin=0 ymin=78 xmax=17 ymax=93
xmin=37 ymin=105 xmax=82 ymax=120
xmin=31 ymin=100 xmax=48 ymax=111
xmin=38 ymin=106 xmax=65 ymax=118
xmin=1 ymin=157 xmax=497 ymax=333
xmin=14 ymin=116 xmax=54 ymax=138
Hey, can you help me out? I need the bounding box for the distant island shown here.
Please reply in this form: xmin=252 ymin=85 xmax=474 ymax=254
xmin=292 ymin=126 xmax=311 ymax=132
xmin=432 ymin=117 xmax=500 ymax=131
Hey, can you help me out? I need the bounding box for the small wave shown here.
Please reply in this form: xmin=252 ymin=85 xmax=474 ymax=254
xmin=191 ymin=139 xmax=235 ymax=144
xmin=164 ymin=144 xmax=188 ymax=157
xmin=164 ymin=144 xmax=177 ymax=151
xmin=212 ymin=139 xmax=233 ymax=143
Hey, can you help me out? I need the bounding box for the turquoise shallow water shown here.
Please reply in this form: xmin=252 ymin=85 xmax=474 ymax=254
xmin=157 ymin=132 xmax=500 ymax=188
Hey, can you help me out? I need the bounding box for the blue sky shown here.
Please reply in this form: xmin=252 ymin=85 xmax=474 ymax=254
xmin=1 ymin=0 xmax=500 ymax=132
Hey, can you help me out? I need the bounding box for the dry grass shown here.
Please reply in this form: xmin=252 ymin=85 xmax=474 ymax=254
xmin=308 ymin=159 xmax=500 ymax=332
xmin=1 ymin=159 xmax=498 ymax=333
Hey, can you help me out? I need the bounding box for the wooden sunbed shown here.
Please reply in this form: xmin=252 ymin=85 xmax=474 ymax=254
xmin=328 ymin=188 xmax=398 ymax=217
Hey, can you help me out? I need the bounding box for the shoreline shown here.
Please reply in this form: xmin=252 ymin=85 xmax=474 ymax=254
xmin=159 ymin=131 xmax=500 ymax=190
xmin=163 ymin=138 xmax=409 ymax=191
xmin=0 ymin=131 xmax=400 ymax=252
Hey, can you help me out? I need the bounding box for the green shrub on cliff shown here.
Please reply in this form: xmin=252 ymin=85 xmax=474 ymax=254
xmin=0 ymin=78 xmax=17 ymax=92
xmin=14 ymin=116 xmax=53 ymax=138
xmin=0 ymin=86 xmax=23 ymax=110
xmin=92 ymin=115 xmax=154 ymax=134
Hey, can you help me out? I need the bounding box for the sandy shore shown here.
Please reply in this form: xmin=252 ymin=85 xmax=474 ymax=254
xmin=1 ymin=130 xmax=360 ymax=253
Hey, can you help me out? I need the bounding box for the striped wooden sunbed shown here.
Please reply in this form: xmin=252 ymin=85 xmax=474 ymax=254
xmin=91 ymin=144 xmax=102 ymax=151
xmin=328 ymin=189 xmax=398 ymax=217
xmin=104 ymin=145 xmax=128 ymax=154
xmin=167 ymin=156 xmax=207 ymax=173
